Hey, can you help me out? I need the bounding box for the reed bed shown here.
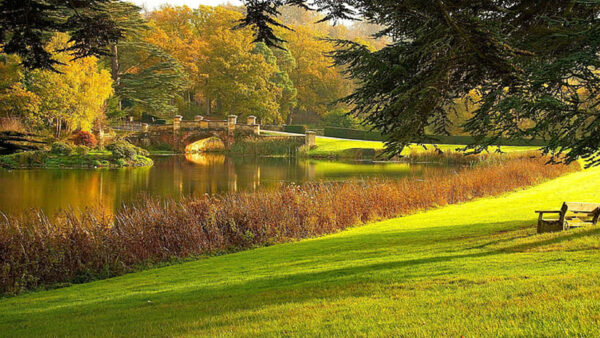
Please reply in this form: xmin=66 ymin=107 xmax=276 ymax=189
xmin=0 ymin=153 xmax=578 ymax=295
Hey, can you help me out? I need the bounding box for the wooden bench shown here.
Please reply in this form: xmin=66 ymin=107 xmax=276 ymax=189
xmin=536 ymin=202 xmax=600 ymax=233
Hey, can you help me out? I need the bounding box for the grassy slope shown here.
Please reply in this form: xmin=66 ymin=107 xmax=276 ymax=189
xmin=307 ymin=136 xmax=538 ymax=157
xmin=2 ymin=168 xmax=600 ymax=336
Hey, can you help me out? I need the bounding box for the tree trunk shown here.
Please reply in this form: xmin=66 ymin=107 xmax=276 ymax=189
xmin=287 ymin=108 xmax=296 ymax=125
xmin=110 ymin=43 xmax=121 ymax=110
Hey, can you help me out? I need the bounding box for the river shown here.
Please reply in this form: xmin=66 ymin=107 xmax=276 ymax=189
xmin=0 ymin=154 xmax=456 ymax=215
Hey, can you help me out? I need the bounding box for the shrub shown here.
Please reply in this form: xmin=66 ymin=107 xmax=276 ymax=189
xmin=74 ymin=145 xmax=90 ymax=156
xmin=50 ymin=141 xmax=73 ymax=156
xmin=324 ymin=127 xmax=385 ymax=141
xmin=72 ymin=131 xmax=98 ymax=148
xmin=284 ymin=125 xmax=306 ymax=134
xmin=106 ymin=141 xmax=148 ymax=160
xmin=0 ymin=153 xmax=578 ymax=295
xmin=323 ymin=108 xmax=361 ymax=129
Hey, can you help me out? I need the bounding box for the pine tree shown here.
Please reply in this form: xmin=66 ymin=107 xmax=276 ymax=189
xmin=241 ymin=0 xmax=600 ymax=165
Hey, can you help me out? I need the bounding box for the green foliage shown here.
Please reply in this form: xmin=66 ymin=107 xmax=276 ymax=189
xmin=284 ymin=125 xmax=306 ymax=134
xmin=50 ymin=142 xmax=73 ymax=156
xmin=252 ymin=43 xmax=298 ymax=123
xmin=116 ymin=41 xmax=187 ymax=118
xmin=322 ymin=108 xmax=361 ymax=129
xmin=242 ymin=1 xmax=600 ymax=165
xmin=74 ymin=145 xmax=91 ymax=156
xmin=106 ymin=141 xmax=149 ymax=160
xmin=0 ymin=0 xmax=127 ymax=70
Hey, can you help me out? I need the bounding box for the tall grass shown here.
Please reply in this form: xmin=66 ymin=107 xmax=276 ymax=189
xmin=0 ymin=117 xmax=28 ymax=133
xmin=0 ymin=153 xmax=578 ymax=295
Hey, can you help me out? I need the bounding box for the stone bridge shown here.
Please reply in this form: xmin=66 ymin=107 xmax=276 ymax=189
xmin=126 ymin=115 xmax=261 ymax=153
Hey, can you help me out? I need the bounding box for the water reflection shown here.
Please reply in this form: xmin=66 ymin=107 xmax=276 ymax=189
xmin=0 ymin=154 xmax=455 ymax=215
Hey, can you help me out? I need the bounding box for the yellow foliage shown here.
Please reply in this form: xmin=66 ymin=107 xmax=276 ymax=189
xmin=281 ymin=25 xmax=352 ymax=116
xmin=28 ymin=34 xmax=113 ymax=134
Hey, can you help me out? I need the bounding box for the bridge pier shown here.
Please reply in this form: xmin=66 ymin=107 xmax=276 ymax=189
xmin=228 ymin=115 xmax=237 ymax=134
xmin=173 ymin=115 xmax=183 ymax=131
xmin=305 ymin=131 xmax=316 ymax=147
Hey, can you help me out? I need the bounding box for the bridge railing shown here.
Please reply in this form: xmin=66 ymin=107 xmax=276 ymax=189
xmin=111 ymin=121 xmax=144 ymax=131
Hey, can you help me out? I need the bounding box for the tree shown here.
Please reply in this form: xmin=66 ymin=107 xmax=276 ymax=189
xmin=111 ymin=39 xmax=187 ymax=118
xmin=28 ymin=34 xmax=113 ymax=137
xmin=240 ymin=1 xmax=600 ymax=165
xmin=193 ymin=6 xmax=283 ymax=123
xmin=0 ymin=0 xmax=125 ymax=70
xmin=0 ymin=55 xmax=41 ymax=124
xmin=252 ymin=42 xmax=298 ymax=123
xmin=146 ymin=6 xmax=207 ymax=113
xmin=101 ymin=3 xmax=188 ymax=119
xmin=280 ymin=25 xmax=351 ymax=118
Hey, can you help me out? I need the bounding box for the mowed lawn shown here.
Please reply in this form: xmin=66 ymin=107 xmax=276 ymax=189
xmin=2 ymin=168 xmax=600 ymax=336
xmin=307 ymin=136 xmax=539 ymax=157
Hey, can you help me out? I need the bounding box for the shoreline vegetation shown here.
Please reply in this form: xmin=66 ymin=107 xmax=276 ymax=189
xmin=0 ymin=150 xmax=153 ymax=169
xmin=0 ymin=140 xmax=153 ymax=169
xmin=0 ymin=152 xmax=577 ymax=295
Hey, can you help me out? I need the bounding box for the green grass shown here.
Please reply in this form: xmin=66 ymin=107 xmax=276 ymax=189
xmin=1 ymin=167 xmax=600 ymax=336
xmin=307 ymin=136 xmax=538 ymax=158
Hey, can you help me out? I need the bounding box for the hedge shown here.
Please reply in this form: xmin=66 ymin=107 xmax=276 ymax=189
xmin=284 ymin=125 xmax=307 ymax=134
xmin=324 ymin=127 xmax=547 ymax=146
xmin=324 ymin=127 xmax=385 ymax=141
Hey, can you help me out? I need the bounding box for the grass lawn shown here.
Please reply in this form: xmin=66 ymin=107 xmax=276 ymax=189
xmin=307 ymin=136 xmax=539 ymax=158
xmin=1 ymin=166 xmax=600 ymax=336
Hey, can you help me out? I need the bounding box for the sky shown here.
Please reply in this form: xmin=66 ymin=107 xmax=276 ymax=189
xmin=131 ymin=0 xmax=242 ymax=10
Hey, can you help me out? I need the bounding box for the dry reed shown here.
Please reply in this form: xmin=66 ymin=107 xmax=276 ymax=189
xmin=0 ymin=153 xmax=578 ymax=295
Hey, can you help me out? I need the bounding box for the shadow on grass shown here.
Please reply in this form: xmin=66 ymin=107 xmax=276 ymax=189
xmin=3 ymin=219 xmax=599 ymax=335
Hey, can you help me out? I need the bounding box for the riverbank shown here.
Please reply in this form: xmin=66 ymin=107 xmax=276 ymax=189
xmin=306 ymin=136 xmax=540 ymax=159
xmin=1 ymin=161 xmax=597 ymax=336
xmin=0 ymin=153 xmax=576 ymax=296
xmin=0 ymin=150 xmax=153 ymax=169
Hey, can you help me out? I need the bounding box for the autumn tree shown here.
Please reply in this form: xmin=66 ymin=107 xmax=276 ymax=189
xmin=0 ymin=55 xmax=41 ymax=126
xmin=193 ymin=6 xmax=283 ymax=123
xmin=146 ymin=6 xmax=207 ymax=114
xmin=280 ymin=25 xmax=352 ymax=120
xmin=28 ymin=34 xmax=113 ymax=137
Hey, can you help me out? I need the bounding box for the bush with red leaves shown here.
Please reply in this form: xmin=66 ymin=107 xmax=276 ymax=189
xmin=72 ymin=131 xmax=98 ymax=148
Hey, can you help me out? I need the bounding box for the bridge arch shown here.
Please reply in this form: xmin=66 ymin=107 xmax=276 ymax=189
xmin=181 ymin=131 xmax=230 ymax=153
xmin=184 ymin=136 xmax=226 ymax=153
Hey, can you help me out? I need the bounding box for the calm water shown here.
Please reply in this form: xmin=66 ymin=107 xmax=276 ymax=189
xmin=0 ymin=154 xmax=455 ymax=215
